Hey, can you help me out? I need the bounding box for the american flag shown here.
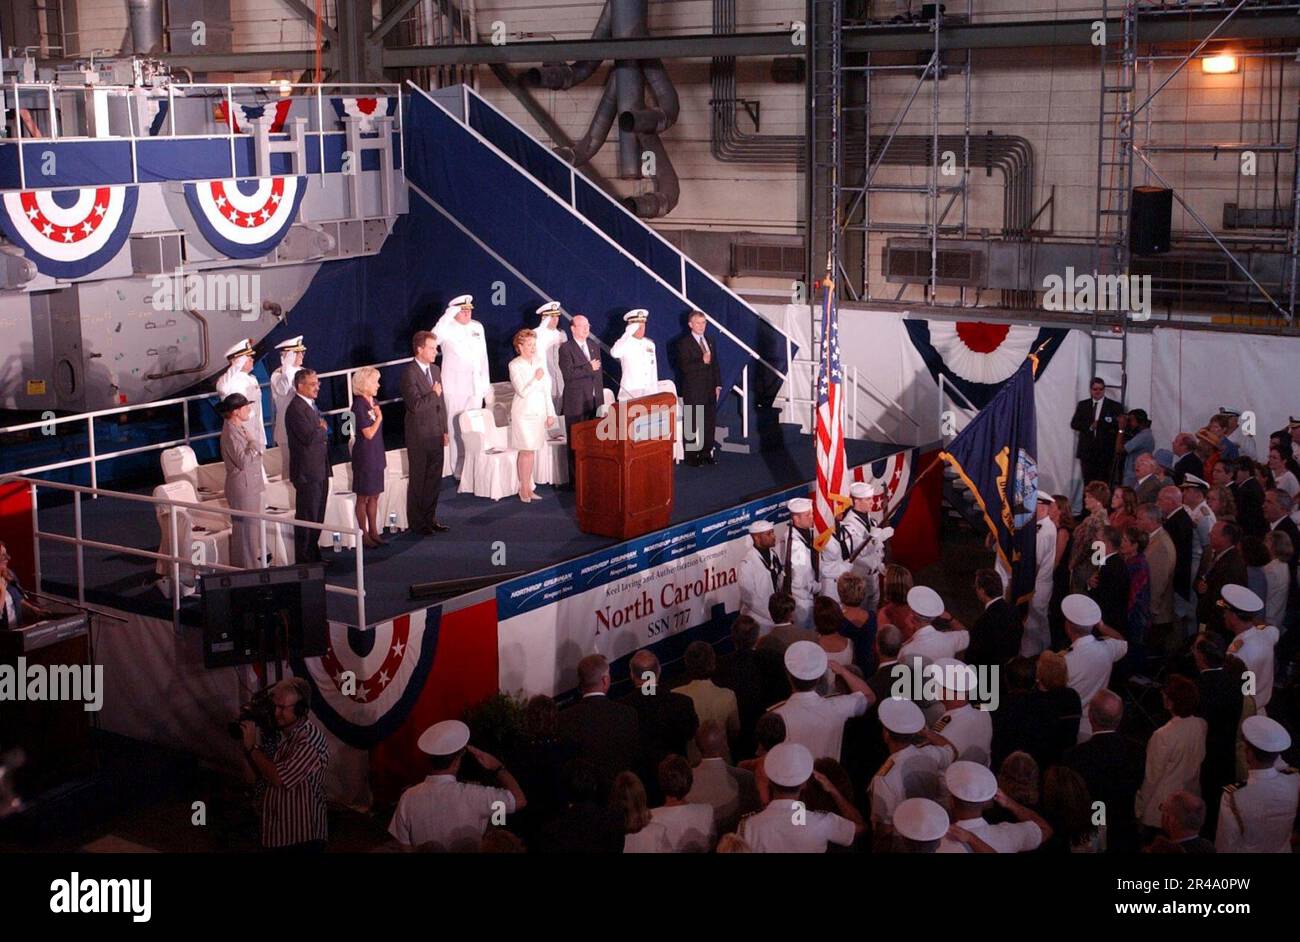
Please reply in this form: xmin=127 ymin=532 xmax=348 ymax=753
xmin=813 ymin=275 xmax=849 ymax=548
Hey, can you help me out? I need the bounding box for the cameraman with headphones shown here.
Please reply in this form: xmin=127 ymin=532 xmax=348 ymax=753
xmin=241 ymin=677 xmax=330 ymax=852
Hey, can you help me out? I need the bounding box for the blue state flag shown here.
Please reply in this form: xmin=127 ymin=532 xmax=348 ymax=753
xmin=940 ymin=353 xmax=1042 ymax=603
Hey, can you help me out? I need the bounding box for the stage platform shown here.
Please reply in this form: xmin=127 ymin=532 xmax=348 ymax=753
xmin=35 ymin=430 xmax=909 ymax=627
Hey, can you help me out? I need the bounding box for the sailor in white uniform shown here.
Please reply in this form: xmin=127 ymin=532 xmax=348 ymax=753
xmin=738 ymin=519 xmax=783 ymax=634
xmin=434 ymin=294 xmax=493 ymax=478
xmin=822 ymin=481 xmax=894 ymax=608
xmin=534 ymin=301 xmax=567 ymax=413
xmin=928 ymin=659 xmax=993 ymax=766
xmin=1214 ymin=716 xmax=1299 ymax=853
xmin=898 ymin=586 xmax=970 ymax=662
xmin=1022 ymin=492 xmax=1058 ymax=656
xmin=868 ymin=697 xmax=958 ymax=835
xmin=1222 ymin=584 xmax=1280 ymax=714
xmin=269 ymin=335 xmax=306 ymax=451
xmin=937 ymin=761 xmax=1048 ymax=853
xmin=784 ymin=497 xmax=820 ymax=629
xmin=736 ymin=742 xmax=862 ymax=853
xmin=215 ymin=338 xmax=264 ymax=445
xmin=611 ymin=309 xmax=659 ymax=400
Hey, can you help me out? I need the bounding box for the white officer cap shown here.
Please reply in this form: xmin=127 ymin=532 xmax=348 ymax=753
xmin=275 ymin=335 xmax=306 ymax=352
xmin=933 ymin=657 xmax=976 ymax=697
xmin=1036 ymin=492 xmax=1056 ymax=505
xmin=450 ymin=294 xmax=474 ymax=308
xmin=1062 ymin=593 xmax=1102 ymax=629
xmin=224 ymin=338 xmax=255 ymax=360
xmin=748 ymin=520 xmax=774 ymax=535
xmin=907 ymin=585 xmax=944 ymax=620
xmin=536 ymin=300 xmax=562 ymax=318
xmin=787 ymin=497 xmax=813 ymax=514
xmin=945 ymin=761 xmax=998 ymax=803
xmin=893 ymin=797 xmax=949 ymax=842
xmin=1220 ymin=583 xmax=1264 ymax=615
xmin=1242 ymin=715 xmax=1292 ymax=753
xmin=765 ymin=742 xmax=814 ymax=788
xmin=784 ymin=640 xmax=828 ymax=681
xmin=879 ymin=697 xmax=925 ymax=735
xmin=849 ymin=481 xmax=880 ymax=499
xmin=623 ymin=309 xmax=649 ymax=323
xmin=417 ymin=719 xmax=470 ymax=756
xmin=1181 ymin=473 xmax=1210 ymax=491
xmin=1218 ymin=406 xmax=1241 ymax=417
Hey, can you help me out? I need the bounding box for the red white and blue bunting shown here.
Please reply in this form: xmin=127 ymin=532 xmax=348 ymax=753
xmin=181 ymin=175 xmax=306 ymax=259
xmin=0 ymin=185 xmax=139 ymax=279
xmin=331 ymin=96 xmax=396 ymax=133
xmin=215 ymin=98 xmax=293 ymax=134
xmin=905 ymin=319 xmax=1067 ymax=409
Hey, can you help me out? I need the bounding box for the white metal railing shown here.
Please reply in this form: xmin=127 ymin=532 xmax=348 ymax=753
xmin=6 ymin=80 xmax=402 ymax=190
xmin=775 ymin=357 xmax=920 ymax=444
xmin=0 ymin=355 xmax=414 ymax=489
xmin=2 ymin=474 xmax=367 ymax=630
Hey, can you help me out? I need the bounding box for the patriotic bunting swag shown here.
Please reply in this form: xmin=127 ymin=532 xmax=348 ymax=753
xmin=181 ymin=175 xmax=307 ymax=259
xmin=0 ymin=185 xmax=139 ymax=279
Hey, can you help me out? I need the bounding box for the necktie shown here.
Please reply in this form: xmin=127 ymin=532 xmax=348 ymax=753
xmin=697 ymin=334 xmax=707 ymax=355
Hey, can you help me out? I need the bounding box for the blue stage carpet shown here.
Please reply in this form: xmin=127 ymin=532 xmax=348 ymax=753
xmin=35 ymin=433 xmax=902 ymax=626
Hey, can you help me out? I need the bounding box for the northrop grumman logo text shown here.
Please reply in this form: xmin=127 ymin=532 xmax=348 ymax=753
xmin=50 ymin=873 xmax=151 ymax=922
xmin=0 ymin=660 xmax=103 ymax=711
xmin=889 ymin=657 xmax=1000 ymax=711
xmin=1042 ymin=267 xmax=1151 ymax=320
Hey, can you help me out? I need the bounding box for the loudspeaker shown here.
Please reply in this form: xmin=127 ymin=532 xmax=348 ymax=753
xmin=1130 ymin=186 xmax=1173 ymax=255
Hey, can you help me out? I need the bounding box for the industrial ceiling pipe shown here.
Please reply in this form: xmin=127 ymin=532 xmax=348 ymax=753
xmin=523 ymin=0 xmax=612 ymax=90
xmin=128 ymin=0 xmax=166 ymax=55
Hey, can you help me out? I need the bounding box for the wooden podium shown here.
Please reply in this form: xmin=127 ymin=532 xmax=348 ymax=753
xmin=571 ymin=392 xmax=676 ymax=538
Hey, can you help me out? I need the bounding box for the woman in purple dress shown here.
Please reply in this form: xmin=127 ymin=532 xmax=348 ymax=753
xmin=350 ymin=367 xmax=388 ymax=548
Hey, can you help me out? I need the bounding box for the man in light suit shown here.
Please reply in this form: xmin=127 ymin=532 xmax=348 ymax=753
xmin=218 ymin=392 xmax=267 ymax=569
xmin=400 ymin=330 xmax=450 ymax=536
xmin=674 ymin=311 xmax=722 ymax=466
xmin=285 ymin=369 xmax=329 ymax=564
xmin=433 ymin=294 xmax=492 ymax=479
xmin=557 ymin=314 xmax=603 ymax=487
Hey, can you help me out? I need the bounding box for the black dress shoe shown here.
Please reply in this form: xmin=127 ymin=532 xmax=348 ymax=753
xmin=431 ymin=522 xmax=451 ymax=533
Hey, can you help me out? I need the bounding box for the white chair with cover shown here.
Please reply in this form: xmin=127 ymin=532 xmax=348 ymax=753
xmin=656 ymin=379 xmax=686 ymax=463
xmin=161 ymin=445 xmax=227 ymax=498
xmin=534 ymin=417 xmax=569 ymax=486
xmin=458 ymin=409 xmax=518 ymax=500
xmin=319 ymin=461 xmax=358 ymax=550
xmin=262 ymin=446 xmax=285 ymax=479
xmin=152 ymin=481 xmax=231 ymax=594
xmin=379 ymin=447 xmax=410 ymax=532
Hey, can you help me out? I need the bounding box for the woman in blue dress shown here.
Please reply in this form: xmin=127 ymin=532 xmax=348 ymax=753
xmin=350 ymin=367 xmax=388 ymax=548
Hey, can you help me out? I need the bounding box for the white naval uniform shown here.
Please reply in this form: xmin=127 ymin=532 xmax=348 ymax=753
xmin=1188 ymin=502 xmax=1216 ymax=586
xmin=1063 ymin=633 xmax=1128 ymax=741
xmin=1214 ymin=767 xmax=1300 ymax=853
xmin=738 ymin=543 xmax=783 ymax=634
xmin=770 ymin=690 xmax=869 ymax=762
xmin=215 ymin=360 xmax=264 ymax=445
xmin=387 ymin=773 xmax=518 ymax=852
xmin=937 ymin=817 xmax=1043 ymax=853
xmin=844 ymin=509 xmax=887 ymax=610
xmin=1228 ymin=624 xmax=1280 ymax=712
xmin=787 ymin=527 xmax=819 ymax=629
xmin=931 ymin=704 xmax=993 ymax=767
xmin=1022 ymin=515 xmax=1058 ymax=656
xmin=737 ymin=798 xmax=856 ymax=853
xmin=535 ymin=322 xmax=567 ymax=411
xmin=269 ymin=359 xmax=301 ymax=450
xmin=611 ymin=327 xmax=659 ymax=400
xmin=434 ymin=310 xmax=492 ymax=477
xmin=868 ymin=743 xmax=956 ymax=829
xmin=898 ymin=624 xmax=970 ymax=662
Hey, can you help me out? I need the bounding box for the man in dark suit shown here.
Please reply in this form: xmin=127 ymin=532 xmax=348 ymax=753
xmin=1195 ymin=520 xmax=1247 ymax=636
xmin=1169 ymin=432 xmax=1203 ymax=487
xmin=1070 ymin=376 xmax=1124 ymax=486
xmin=1263 ymin=488 xmax=1300 ymax=577
xmin=714 ymin=615 xmax=767 ymax=757
xmin=619 ymin=649 xmax=698 ymax=802
xmin=532 ymin=758 xmax=626 ymax=854
xmin=1143 ymin=791 xmax=1216 ymax=853
xmin=557 ymin=314 xmax=603 ymax=486
xmin=556 ymin=654 xmax=640 ymax=798
xmin=1183 ymin=633 xmax=1241 ymax=836
xmin=1063 ymin=689 xmax=1145 ymax=852
xmin=1228 ymin=459 xmax=1267 ymax=537
xmin=675 ymin=311 xmax=722 ymax=466
xmin=1089 ymin=525 xmax=1131 ymax=634
xmin=399 ymin=330 xmax=449 ymax=536
xmin=285 ymin=369 xmax=329 ymax=564
xmin=1159 ymin=485 xmax=1195 ymax=618
xmin=966 ymin=568 xmax=1022 ymax=669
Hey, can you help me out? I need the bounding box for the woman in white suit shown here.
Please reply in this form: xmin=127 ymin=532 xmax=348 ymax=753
xmin=508 ymin=328 xmax=557 ymax=503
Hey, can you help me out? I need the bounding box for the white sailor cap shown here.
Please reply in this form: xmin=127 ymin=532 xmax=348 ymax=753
xmin=765 ymin=742 xmax=814 ymax=788
xmin=275 ymin=335 xmax=306 ymax=352
xmin=536 ymin=301 xmax=562 ymax=318
xmin=893 ymin=797 xmax=949 ymax=843
xmin=1181 ymin=473 xmax=1210 ymax=491
xmin=849 ymin=481 xmax=880 ymax=499
xmin=784 ymin=640 xmax=828 ymax=681
xmin=1037 ymin=492 xmax=1056 ymax=505
xmin=786 ymin=497 xmax=813 ymax=514
xmin=933 ymin=657 xmax=976 ymax=697
xmin=748 ymin=520 xmax=774 ymax=535
xmin=945 ymin=761 xmax=998 ymax=803
xmin=450 ymin=294 xmax=474 ymax=308
xmin=623 ymin=308 xmax=649 ymax=324
xmin=879 ymin=697 xmax=925 ymax=735
xmin=1220 ymin=583 xmax=1264 ymax=615
xmin=417 ymin=719 xmax=470 ymax=756
xmin=1242 ymin=715 xmax=1292 ymax=753
xmin=907 ymin=585 xmax=944 ymax=620
xmin=224 ymin=338 xmax=255 ymax=360
xmin=1218 ymin=406 xmax=1241 ymax=417
xmin=1062 ymin=593 xmax=1102 ymax=629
